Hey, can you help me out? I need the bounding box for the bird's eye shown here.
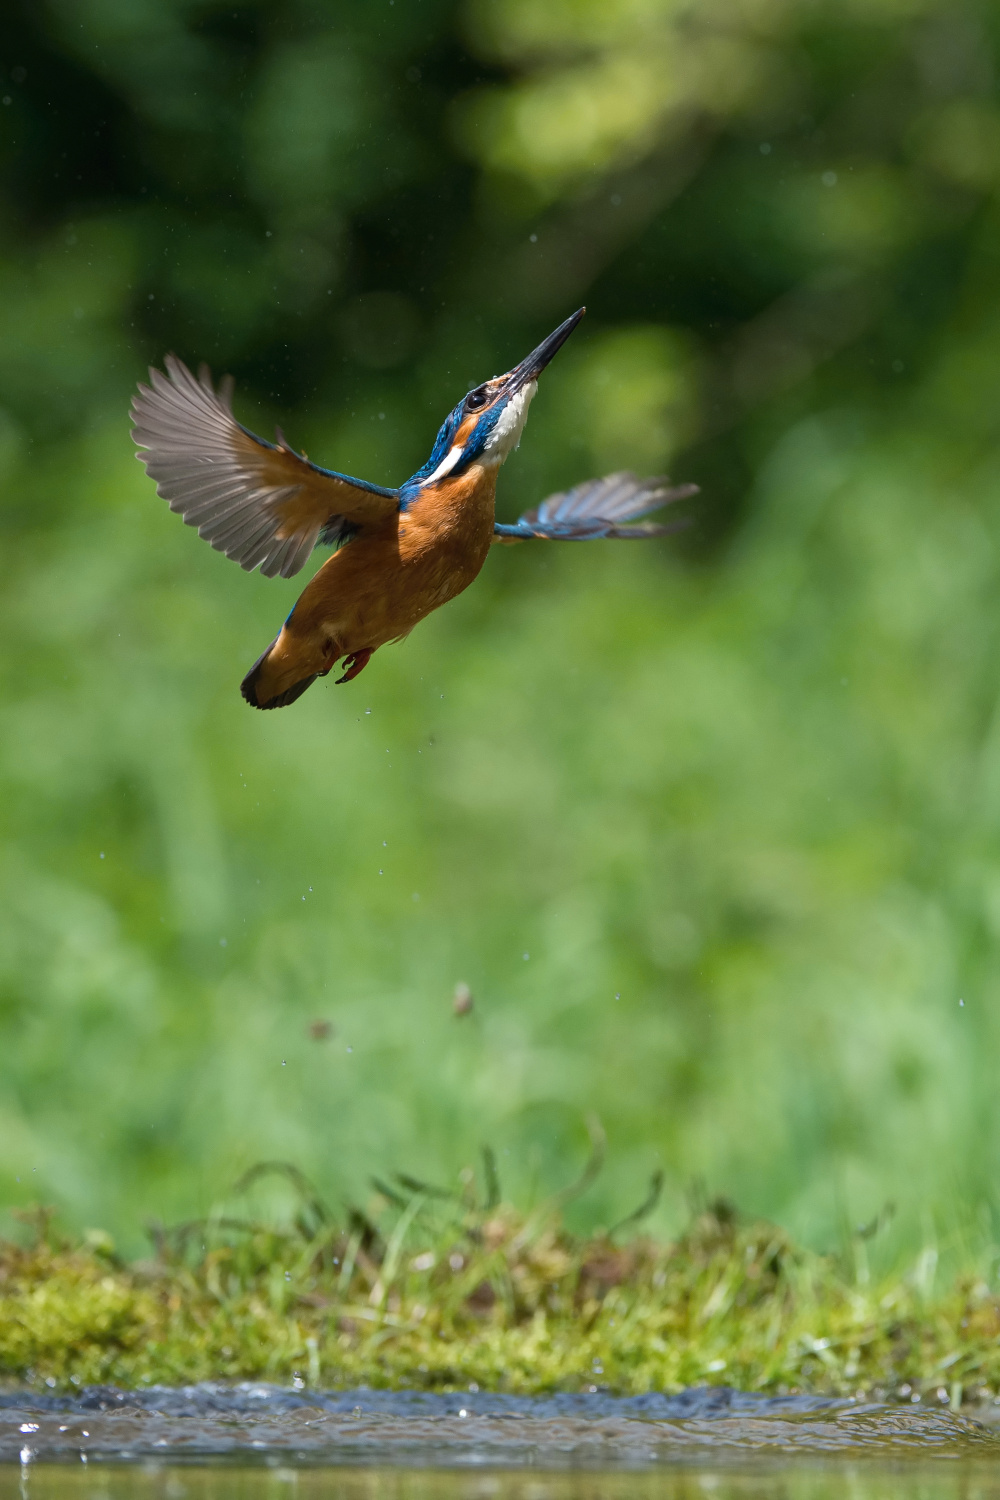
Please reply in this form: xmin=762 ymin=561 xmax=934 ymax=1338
xmin=466 ymin=387 xmax=489 ymax=411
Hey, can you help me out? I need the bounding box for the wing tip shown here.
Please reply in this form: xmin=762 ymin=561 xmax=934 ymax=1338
xmin=509 ymin=471 xmax=699 ymax=540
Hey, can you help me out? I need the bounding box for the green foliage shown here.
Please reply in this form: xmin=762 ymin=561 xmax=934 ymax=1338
xmin=2 ymin=0 xmax=1000 ymax=1266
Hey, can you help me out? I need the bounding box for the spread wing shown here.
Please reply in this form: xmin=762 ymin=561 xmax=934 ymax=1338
xmin=494 ymin=472 xmax=697 ymax=542
xmin=131 ymin=355 xmax=399 ymax=578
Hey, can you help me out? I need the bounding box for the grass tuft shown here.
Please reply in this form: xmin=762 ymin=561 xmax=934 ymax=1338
xmin=1 ymin=1166 xmax=999 ymax=1404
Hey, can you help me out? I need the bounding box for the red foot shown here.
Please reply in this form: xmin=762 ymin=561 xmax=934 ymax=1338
xmin=335 ymin=648 xmax=374 ymax=684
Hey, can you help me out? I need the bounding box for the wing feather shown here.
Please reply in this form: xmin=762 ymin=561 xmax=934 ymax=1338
xmin=494 ymin=471 xmax=697 ymax=541
xmin=132 ymin=355 xmax=399 ymax=577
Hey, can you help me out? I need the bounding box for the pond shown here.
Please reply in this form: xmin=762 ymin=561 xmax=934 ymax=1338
xmin=2 ymin=1386 xmax=999 ymax=1499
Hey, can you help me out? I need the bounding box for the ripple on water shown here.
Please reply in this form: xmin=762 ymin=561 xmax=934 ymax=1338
xmin=0 ymin=1384 xmax=997 ymax=1474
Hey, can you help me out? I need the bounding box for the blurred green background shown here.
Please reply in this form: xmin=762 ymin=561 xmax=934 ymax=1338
xmin=2 ymin=0 xmax=1000 ymax=1267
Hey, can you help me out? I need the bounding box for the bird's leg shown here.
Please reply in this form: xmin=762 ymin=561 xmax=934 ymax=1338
xmin=335 ymin=648 xmax=374 ymax=684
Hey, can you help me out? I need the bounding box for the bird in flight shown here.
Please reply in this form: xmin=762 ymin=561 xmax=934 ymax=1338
xmin=132 ymin=308 xmax=696 ymax=709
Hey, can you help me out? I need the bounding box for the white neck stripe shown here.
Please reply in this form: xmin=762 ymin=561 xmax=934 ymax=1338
xmin=423 ymin=444 xmax=464 ymax=486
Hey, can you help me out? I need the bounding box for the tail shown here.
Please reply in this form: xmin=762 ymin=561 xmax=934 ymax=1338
xmin=240 ymin=638 xmax=321 ymax=710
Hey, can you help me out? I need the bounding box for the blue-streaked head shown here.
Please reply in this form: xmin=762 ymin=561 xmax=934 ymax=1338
xmin=406 ymin=308 xmax=585 ymax=494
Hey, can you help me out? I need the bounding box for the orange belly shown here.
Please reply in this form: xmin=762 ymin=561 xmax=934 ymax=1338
xmin=264 ymin=462 xmax=498 ymax=688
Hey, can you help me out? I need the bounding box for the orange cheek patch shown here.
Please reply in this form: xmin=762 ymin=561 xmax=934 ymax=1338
xmin=453 ymin=411 xmax=480 ymax=448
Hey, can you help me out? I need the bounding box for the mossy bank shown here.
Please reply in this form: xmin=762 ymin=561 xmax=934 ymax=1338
xmin=1 ymin=1168 xmax=998 ymax=1405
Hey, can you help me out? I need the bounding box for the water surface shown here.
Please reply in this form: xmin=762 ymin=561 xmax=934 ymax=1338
xmin=2 ymin=1384 xmax=998 ymax=1485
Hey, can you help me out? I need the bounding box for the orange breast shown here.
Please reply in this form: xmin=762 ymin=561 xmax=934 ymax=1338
xmin=288 ymin=463 xmax=499 ymax=655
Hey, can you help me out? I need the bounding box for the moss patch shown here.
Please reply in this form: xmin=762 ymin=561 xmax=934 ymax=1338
xmin=1 ymin=1175 xmax=998 ymax=1404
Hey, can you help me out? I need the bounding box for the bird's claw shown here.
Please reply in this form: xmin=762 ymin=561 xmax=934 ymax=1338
xmin=335 ymin=648 xmax=374 ymax=684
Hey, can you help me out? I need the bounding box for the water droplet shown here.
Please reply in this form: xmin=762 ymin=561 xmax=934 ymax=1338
xmin=522 ymin=952 xmax=529 ymax=961
xmin=99 ymin=851 xmax=105 ymax=859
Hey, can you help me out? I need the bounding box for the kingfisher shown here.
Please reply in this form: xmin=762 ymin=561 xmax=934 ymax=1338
xmin=131 ymin=308 xmax=696 ymax=709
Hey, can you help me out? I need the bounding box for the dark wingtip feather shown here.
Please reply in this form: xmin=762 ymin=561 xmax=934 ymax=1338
xmin=607 ymin=515 xmax=695 ymax=539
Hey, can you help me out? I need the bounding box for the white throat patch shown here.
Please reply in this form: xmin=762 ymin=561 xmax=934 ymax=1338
xmin=481 ymin=380 xmax=538 ymax=467
xmin=419 ymin=380 xmax=539 ymax=488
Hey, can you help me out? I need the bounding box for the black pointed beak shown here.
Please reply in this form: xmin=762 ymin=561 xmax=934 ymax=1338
xmin=505 ymin=307 xmax=585 ymax=392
